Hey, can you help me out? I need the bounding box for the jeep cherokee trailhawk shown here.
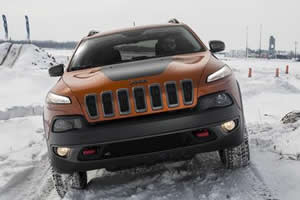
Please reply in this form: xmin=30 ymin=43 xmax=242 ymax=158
xmin=44 ymin=19 xmax=250 ymax=198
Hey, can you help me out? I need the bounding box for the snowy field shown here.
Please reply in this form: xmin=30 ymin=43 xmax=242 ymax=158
xmin=0 ymin=43 xmax=300 ymax=200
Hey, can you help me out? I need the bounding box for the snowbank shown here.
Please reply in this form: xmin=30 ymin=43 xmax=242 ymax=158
xmin=13 ymin=44 xmax=56 ymax=69
xmin=0 ymin=105 xmax=43 ymax=120
xmin=0 ymin=43 xmax=64 ymax=113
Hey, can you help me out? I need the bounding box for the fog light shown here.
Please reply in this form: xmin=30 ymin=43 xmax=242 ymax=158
xmin=56 ymin=147 xmax=70 ymax=157
xmin=221 ymin=120 xmax=236 ymax=132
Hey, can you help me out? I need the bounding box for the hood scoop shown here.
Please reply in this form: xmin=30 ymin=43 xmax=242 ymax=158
xmin=100 ymin=57 xmax=173 ymax=81
xmin=73 ymin=69 xmax=101 ymax=79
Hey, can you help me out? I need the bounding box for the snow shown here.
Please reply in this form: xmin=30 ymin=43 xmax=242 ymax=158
xmin=2 ymin=44 xmax=23 ymax=67
xmin=0 ymin=43 xmax=67 ymax=115
xmin=0 ymin=43 xmax=12 ymax=63
xmin=0 ymin=116 xmax=45 ymax=188
xmin=1 ymin=47 xmax=300 ymax=199
xmin=252 ymin=149 xmax=300 ymax=200
xmin=225 ymin=58 xmax=300 ymax=157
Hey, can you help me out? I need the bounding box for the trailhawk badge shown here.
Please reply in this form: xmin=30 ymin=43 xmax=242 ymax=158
xmin=129 ymin=80 xmax=148 ymax=86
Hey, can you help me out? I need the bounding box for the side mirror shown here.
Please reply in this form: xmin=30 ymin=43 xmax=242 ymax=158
xmin=49 ymin=64 xmax=64 ymax=77
xmin=209 ymin=40 xmax=225 ymax=53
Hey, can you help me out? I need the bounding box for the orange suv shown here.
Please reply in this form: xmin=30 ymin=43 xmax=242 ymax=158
xmin=44 ymin=19 xmax=250 ymax=197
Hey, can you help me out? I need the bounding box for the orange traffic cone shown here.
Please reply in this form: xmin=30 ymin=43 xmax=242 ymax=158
xmin=248 ymin=68 xmax=252 ymax=78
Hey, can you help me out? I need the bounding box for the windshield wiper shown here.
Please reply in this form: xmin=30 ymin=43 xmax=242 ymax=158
xmin=132 ymin=56 xmax=152 ymax=60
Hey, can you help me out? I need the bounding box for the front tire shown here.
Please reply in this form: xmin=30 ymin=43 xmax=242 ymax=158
xmin=51 ymin=168 xmax=87 ymax=198
xmin=219 ymin=130 xmax=250 ymax=169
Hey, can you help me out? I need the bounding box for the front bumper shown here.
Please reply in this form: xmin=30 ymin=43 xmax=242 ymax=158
xmin=48 ymin=102 xmax=245 ymax=173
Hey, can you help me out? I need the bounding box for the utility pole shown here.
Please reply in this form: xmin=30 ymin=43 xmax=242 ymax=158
xmin=246 ymin=26 xmax=248 ymax=59
xmin=259 ymin=24 xmax=262 ymax=58
xmin=295 ymin=41 xmax=298 ymax=60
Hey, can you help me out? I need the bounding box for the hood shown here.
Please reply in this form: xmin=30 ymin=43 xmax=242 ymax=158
xmin=63 ymin=51 xmax=210 ymax=94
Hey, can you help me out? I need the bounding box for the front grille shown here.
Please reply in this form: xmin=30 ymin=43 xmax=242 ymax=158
xmin=117 ymin=89 xmax=131 ymax=115
xmin=84 ymin=80 xmax=194 ymax=119
xmin=85 ymin=95 xmax=99 ymax=118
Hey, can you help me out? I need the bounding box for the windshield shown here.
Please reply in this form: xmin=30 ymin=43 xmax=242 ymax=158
xmin=69 ymin=26 xmax=204 ymax=71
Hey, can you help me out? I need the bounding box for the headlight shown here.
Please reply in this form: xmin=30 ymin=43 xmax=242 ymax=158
xmin=46 ymin=92 xmax=71 ymax=104
xmin=197 ymin=93 xmax=233 ymax=111
xmin=53 ymin=118 xmax=83 ymax=132
xmin=207 ymin=65 xmax=232 ymax=83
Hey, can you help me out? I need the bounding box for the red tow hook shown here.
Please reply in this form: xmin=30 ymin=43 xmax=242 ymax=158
xmin=83 ymin=149 xmax=97 ymax=155
xmin=195 ymin=130 xmax=210 ymax=138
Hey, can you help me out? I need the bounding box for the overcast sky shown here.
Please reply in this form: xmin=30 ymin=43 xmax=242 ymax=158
xmin=1 ymin=0 xmax=300 ymax=51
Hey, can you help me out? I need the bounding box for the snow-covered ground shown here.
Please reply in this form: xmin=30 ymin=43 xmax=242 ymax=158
xmin=228 ymin=58 xmax=300 ymax=157
xmin=0 ymin=44 xmax=300 ymax=200
xmin=0 ymin=44 xmax=72 ymax=120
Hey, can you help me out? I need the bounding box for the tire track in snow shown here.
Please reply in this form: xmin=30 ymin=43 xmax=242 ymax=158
xmin=1 ymin=44 xmax=23 ymax=68
xmin=0 ymin=43 xmax=13 ymax=66
xmin=0 ymin=157 xmax=55 ymax=200
xmin=0 ymin=151 xmax=278 ymax=200
xmin=61 ymin=152 xmax=278 ymax=200
xmin=10 ymin=45 xmax=23 ymax=67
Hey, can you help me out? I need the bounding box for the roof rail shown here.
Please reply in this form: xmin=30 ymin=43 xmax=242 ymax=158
xmin=87 ymin=30 xmax=99 ymax=37
xmin=168 ymin=18 xmax=180 ymax=24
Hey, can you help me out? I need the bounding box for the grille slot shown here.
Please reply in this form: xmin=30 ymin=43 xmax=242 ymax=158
xmin=85 ymin=95 xmax=99 ymax=118
xmin=149 ymin=84 xmax=163 ymax=110
xmin=181 ymin=80 xmax=193 ymax=105
xmin=133 ymin=87 xmax=147 ymax=112
xmin=165 ymin=82 xmax=179 ymax=107
xmin=101 ymin=91 xmax=114 ymax=117
xmin=117 ymin=89 xmax=131 ymax=115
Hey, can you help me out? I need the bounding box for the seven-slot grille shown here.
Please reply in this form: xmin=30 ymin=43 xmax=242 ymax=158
xmin=85 ymin=80 xmax=194 ymax=119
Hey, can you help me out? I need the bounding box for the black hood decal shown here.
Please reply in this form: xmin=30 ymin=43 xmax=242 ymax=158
xmin=100 ymin=57 xmax=173 ymax=81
